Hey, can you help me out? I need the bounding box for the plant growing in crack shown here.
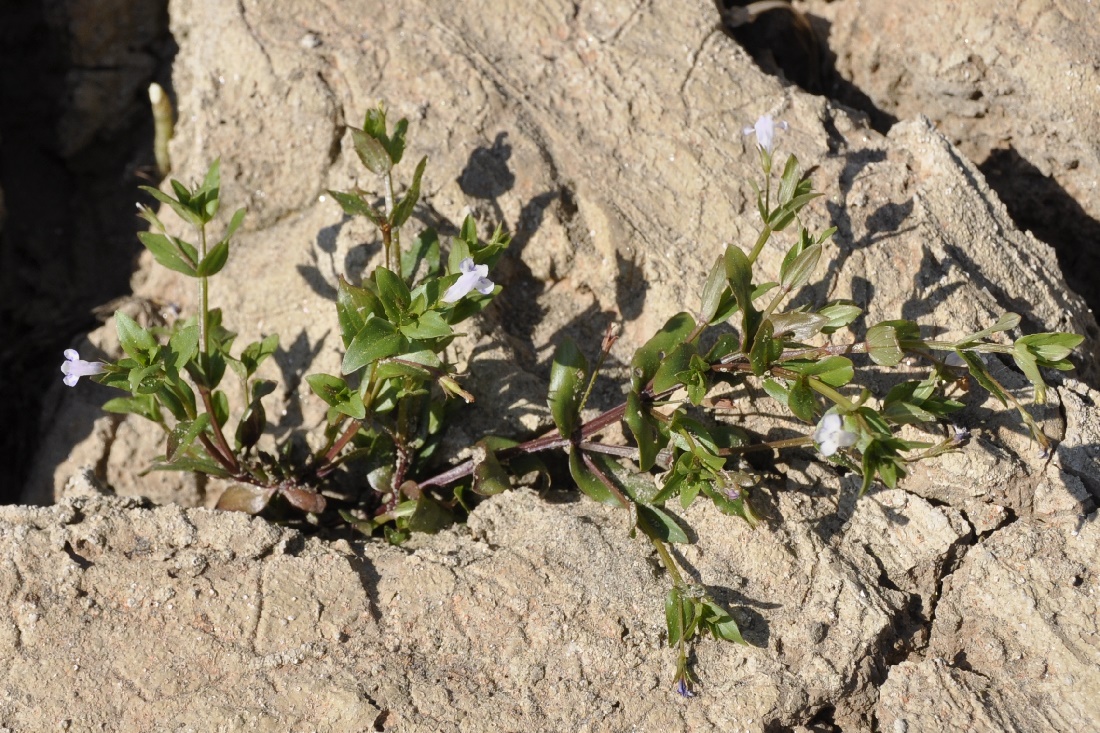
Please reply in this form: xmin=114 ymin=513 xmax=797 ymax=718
xmin=65 ymin=106 xmax=1083 ymax=695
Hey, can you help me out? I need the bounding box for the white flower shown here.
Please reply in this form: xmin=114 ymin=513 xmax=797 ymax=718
xmin=742 ymin=114 xmax=788 ymax=154
xmin=442 ymin=258 xmax=494 ymax=303
xmin=61 ymin=349 xmax=105 ymax=387
xmin=813 ymin=413 xmax=857 ymax=457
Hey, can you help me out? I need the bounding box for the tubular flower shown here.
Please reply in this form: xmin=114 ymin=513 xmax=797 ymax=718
xmin=813 ymin=413 xmax=857 ymax=457
xmin=442 ymin=258 xmax=494 ymax=303
xmin=742 ymin=114 xmax=788 ymax=154
xmin=61 ymin=349 xmax=105 ymax=387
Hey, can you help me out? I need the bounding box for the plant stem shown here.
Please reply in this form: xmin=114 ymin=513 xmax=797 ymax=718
xmin=199 ymin=224 xmax=209 ymax=354
xmin=383 ymin=171 xmax=397 ymax=270
xmin=200 ymin=386 xmax=239 ymax=473
xmin=649 ymin=535 xmax=686 ymax=587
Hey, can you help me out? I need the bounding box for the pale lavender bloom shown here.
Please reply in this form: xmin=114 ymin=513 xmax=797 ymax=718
xmin=742 ymin=114 xmax=788 ymax=154
xmin=813 ymin=413 xmax=857 ymax=457
xmin=442 ymin=258 xmax=494 ymax=303
xmin=61 ymin=349 xmax=105 ymax=387
xmin=675 ymin=678 xmax=695 ymax=698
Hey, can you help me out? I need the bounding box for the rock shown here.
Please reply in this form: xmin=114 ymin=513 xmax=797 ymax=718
xmin=817 ymin=0 xmax=1100 ymax=315
xmin=878 ymin=516 xmax=1100 ymax=732
xmin=17 ymin=0 xmax=1100 ymax=729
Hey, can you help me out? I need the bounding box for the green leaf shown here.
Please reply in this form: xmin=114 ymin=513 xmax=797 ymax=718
xmin=196 ymin=239 xmax=229 ymax=277
xmin=216 ymin=484 xmax=276 ymax=514
xmin=401 ymin=227 xmax=441 ymax=281
xmin=818 ymin=302 xmax=862 ymax=334
xmin=399 ymin=310 xmax=452 ymax=340
xmin=115 ymin=311 xmax=159 ymax=362
xmin=762 ymin=377 xmax=790 ymax=406
xmin=470 ymin=440 xmax=510 ymax=496
xmin=568 ymin=449 xmax=618 ymax=506
xmin=867 ymin=323 xmax=903 ymax=366
xmin=137 ymin=232 xmax=200 ymax=278
xmin=391 ymin=155 xmax=427 ymax=229
xmin=666 ymin=588 xmax=685 ymax=647
xmin=548 ymin=337 xmax=588 ymax=438
xmin=776 ymin=154 xmax=801 ymax=205
xmin=699 ymin=255 xmax=729 ymax=325
xmin=102 ymin=395 xmax=162 ymax=423
xmin=700 ymin=599 xmax=746 ymax=645
xmin=406 ymin=494 xmax=456 ymax=534
xmin=197 ymin=158 xmax=221 ymax=221
xmin=630 ymin=312 xmax=696 ymax=391
xmin=139 ymin=186 xmax=202 ymax=228
xmin=768 ymin=311 xmax=828 ymax=341
xmin=239 ymin=334 xmax=279 ymax=377
xmin=211 ymin=390 xmax=230 ymax=427
xmin=336 ymin=276 xmax=383 ymax=348
xmin=386 ymin=118 xmax=408 ymax=165
xmin=957 ymin=350 xmax=1010 ymax=405
xmin=957 ymin=312 xmax=1021 ymax=346
xmin=350 ymin=127 xmax=391 ymax=174
xmin=1017 ymin=332 xmax=1083 ymax=364
xmin=342 ymin=316 xmax=405 ymax=374
xmin=168 ymin=325 xmax=199 ymax=370
xmin=136 ymin=231 xmax=199 ymax=276
xmin=374 ymin=266 xmax=411 ymax=321
xmin=636 ymin=504 xmax=690 ymax=544
xmin=306 ymin=373 xmax=352 ymax=407
xmin=328 ymin=189 xmax=385 ymax=226
xmin=652 ymin=342 xmax=696 ymax=393
xmin=782 ymin=356 xmax=855 ymax=387
xmin=281 ymin=487 xmax=327 ymax=514
xmin=725 ymin=245 xmax=762 ymax=349
xmin=701 ymin=483 xmax=758 ymax=526
xmin=748 ymin=319 xmax=778 ymax=376
xmin=788 ymin=378 xmax=816 ymax=422
xmin=166 ymin=413 xmax=211 ymax=463
xmin=779 ymin=243 xmax=821 ymax=291
xmin=625 ymin=391 xmax=663 ymax=471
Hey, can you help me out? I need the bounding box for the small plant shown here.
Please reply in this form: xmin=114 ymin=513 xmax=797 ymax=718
xmin=65 ymin=107 xmax=1083 ymax=694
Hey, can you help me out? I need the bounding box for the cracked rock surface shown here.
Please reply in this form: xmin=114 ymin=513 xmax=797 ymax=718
xmin=15 ymin=0 xmax=1100 ymax=730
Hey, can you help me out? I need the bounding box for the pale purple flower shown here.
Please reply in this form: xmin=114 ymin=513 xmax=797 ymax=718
xmin=61 ymin=349 xmax=105 ymax=387
xmin=742 ymin=114 xmax=788 ymax=154
xmin=442 ymin=258 xmax=494 ymax=303
xmin=813 ymin=413 xmax=857 ymax=457
xmin=675 ymin=678 xmax=695 ymax=698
